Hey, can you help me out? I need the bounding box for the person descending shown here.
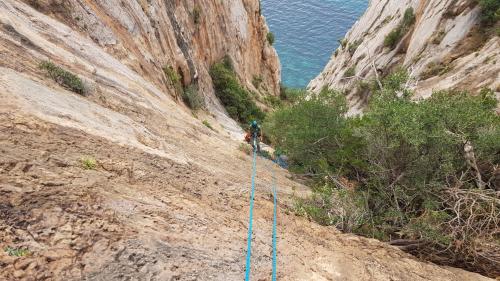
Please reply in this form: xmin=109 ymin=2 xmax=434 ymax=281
xmin=249 ymin=120 xmax=262 ymax=152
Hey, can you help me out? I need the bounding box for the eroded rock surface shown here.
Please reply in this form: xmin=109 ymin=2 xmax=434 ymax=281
xmin=309 ymin=0 xmax=499 ymax=115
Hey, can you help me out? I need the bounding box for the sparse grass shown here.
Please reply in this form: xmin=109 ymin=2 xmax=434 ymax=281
xmin=193 ymin=6 xmax=201 ymax=25
xmin=81 ymin=156 xmax=97 ymax=170
xmin=252 ymin=75 xmax=263 ymax=89
xmin=4 ymin=246 xmax=30 ymax=257
xmin=421 ymin=61 xmax=452 ymax=80
xmin=381 ymin=15 xmax=393 ymax=26
xmin=344 ymin=66 xmax=356 ymax=78
xmin=238 ymin=143 xmax=252 ymax=155
xmin=39 ymin=61 xmax=85 ymax=95
xmin=432 ymin=29 xmax=446 ymax=45
xmin=267 ymin=32 xmax=275 ymax=45
xmin=338 ymin=38 xmax=348 ymax=49
xmin=182 ymin=84 xmax=204 ymax=110
xmin=202 ymin=120 xmax=216 ymax=131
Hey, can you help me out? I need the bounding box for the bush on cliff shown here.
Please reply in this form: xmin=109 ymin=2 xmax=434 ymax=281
xmin=210 ymin=57 xmax=265 ymax=124
xmin=267 ymin=32 xmax=275 ymax=45
xmin=39 ymin=61 xmax=85 ymax=95
xmin=265 ymin=70 xmax=500 ymax=276
xmin=384 ymin=8 xmax=415 ymax=49
xmin=479 ymin=0 xmax=500 ymax=26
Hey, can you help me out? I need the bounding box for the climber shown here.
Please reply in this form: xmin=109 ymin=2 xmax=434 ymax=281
xmin=246 ymin=120 xmax=262 ymax=152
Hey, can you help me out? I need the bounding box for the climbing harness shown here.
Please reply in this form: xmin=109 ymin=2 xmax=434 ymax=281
xmin=244 ymin=143 xmax=279 ymax=281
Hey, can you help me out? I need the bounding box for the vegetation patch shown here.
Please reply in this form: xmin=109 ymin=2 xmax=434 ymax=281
xmin=238 ymin=143 xmax=253 ymax=155
xmin=264 ymin=70 xmax=500 ymax=276
xmin=421 ymin=61 xmax=452 ymax=79
xmin=263 ymin=95 xmax=281 ymax=108
xmin=478 ymin=0 xmax=500 ymax=26
xmin=202 ymin=120 xmax=215 ymax=131
xmin=39 ymin=61 xmax=85 ymax=95
xmin=431 ymin=29 xmax=446 ymax=45
xmin=384 ymin=8 xmax=416 ymax=49
xmin=252 ymin=75 xmax=263 ymax=89
xmin=344 ymin=66 xmax=356 ymax=78
xmin=338 ymin=38 xmax=348 ymax=49
xmin=279 ymin=85 xmax=305 ymax=103
xmin=4 ymin=246 xmax=30 ymax=257
xmin=348 ymin=39 xmax=362 ymax=55
xmin=267 ymin=32 xmax=275 ymax=45
xmin=210 ymin=57 xmax=265 ymax=124
xmin=81 ymin=156 xmax=97 ymax=170
xmin=192 ymin=6 xmax=201 ymax=25
xmin=182 ymin=84 xmax=204 ymax=110
xmin=163 ymin=65 xmax=183 ymax=95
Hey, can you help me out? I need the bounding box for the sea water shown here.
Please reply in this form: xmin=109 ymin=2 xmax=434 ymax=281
xmin=261 ymin=0 xmax=368 ymax=88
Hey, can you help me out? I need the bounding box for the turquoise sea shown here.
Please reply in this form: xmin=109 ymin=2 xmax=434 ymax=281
xmin=261 ymin=0 xmax=368 ymax=88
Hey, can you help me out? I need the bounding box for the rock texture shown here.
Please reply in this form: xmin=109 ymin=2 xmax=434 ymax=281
xmin=0 ymin=0 xmax=494 ymax=280
xmin=3 ymin=0 xmax=280 ymax=134
xmin=309 ymin=0 xmax=500 ymax=115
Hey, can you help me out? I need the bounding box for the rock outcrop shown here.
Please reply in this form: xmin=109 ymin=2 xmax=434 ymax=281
xmin=309 ymin=0 xmax=499 ymax=115
xmin=2 ymin=0 xmax=280 ymax=134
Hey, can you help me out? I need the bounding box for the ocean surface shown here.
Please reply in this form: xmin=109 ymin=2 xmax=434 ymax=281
xmin=261 ymin=0 xmax=368 ymax=88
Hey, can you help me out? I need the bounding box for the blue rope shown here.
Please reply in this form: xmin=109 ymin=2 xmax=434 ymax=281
xmin=244 ymin=148 xmax=258 ymax=281
xmin=271 ymin=164 xmax=278 ymax=281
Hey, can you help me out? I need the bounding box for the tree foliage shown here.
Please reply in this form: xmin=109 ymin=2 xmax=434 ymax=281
xmin=265 ymin=70 xmax=500 ymax=276
xmin=210 ymin=57 xmax=265 ymax=124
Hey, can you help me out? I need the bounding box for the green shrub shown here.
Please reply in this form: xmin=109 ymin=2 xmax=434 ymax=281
xmin=267 ymin=32 xmax=275 ymax=45
xmin=402 ymin=7 xmax=416 ymax=27
xmin=384 ymin=8 xmax=415 ymax=49
xmin=479 ymin=0 xmax=500 ymax=26
xmin=39 ymin=61 xmax=85 ymax=95
xmin=193 ymin=6 xmax=201 ymax=24
xmin=81 ymin=156 xmax=97 ymax=170
xmin=265 ymin=69 xmax=500 ymax=275
xmin=202 ymin=120 xmax=215 ymax=131
xmin=344 ymin=66 xmax=356 ymax=77
xmin=163 ymin=65 xmax=183 ymax=94
xmin=279 ymin=85 xmax=305 ymax=103
xmin=210 ymin=58 xmax=265 ymax=124
xmin=348 ymin=39 xmax=362 ymax=55
xmin=182 ymin=85 xmax=204 ymax=110
xmin=4 ymin=246 xmax=30 ymax=257
xmin=384 ymin=28 xmax=403 ymax=48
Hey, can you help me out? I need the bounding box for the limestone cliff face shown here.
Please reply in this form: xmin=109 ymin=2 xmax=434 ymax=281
xmin=1 ymin=0 xmax=280 ymax=131
xmin=309 ymin=0 xmax=499 ymax=115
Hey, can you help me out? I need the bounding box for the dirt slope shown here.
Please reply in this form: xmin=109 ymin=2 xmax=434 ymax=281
xmin=0 ymin=0 xmax=494 ymax=280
